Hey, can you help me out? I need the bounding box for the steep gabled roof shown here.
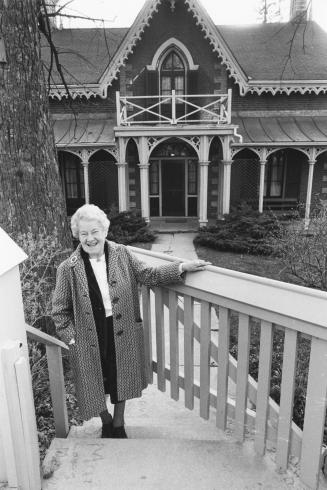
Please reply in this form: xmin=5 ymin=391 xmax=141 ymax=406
xmin=43 ymin=0 xmax=327 ymax=99
xmin=219 ymin=21 xmax=327 ymax=94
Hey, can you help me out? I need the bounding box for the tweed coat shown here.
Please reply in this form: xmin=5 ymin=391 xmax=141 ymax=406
xmin=52 ymin=240 xmax=183 ymax=420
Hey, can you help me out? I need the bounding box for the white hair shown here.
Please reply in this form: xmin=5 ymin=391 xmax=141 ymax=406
xmin=70 ymin=204 xmax=110 ymax=238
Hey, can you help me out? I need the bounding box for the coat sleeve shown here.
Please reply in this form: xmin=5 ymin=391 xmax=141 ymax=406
xmin=125 ymin=247 xmax=185 ymax=287
xmin=52 ymin=261 xmax=75 ymax=345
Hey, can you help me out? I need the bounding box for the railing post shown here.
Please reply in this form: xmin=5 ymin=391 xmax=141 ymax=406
xmin=116 ymin=91 xmax=121 ymax=126
xmin=172 ymin=89 xmax=176 ymax=124
xmin=46 ymin=345 xmax=69 ymax=438
xmin=300 ymin=337 xmax=327 ymax=489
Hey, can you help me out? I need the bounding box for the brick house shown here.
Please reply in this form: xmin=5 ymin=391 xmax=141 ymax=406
xmin=44 ymin=0 xmax=327 ymax=226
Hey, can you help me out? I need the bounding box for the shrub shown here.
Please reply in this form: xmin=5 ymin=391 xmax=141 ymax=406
xmin=14 ymin=230 xmax=80 ymax=461
xmin=194 ymin=203 xmax=287 ymax=255
xmin=273 ymin=204 xmax=327 ymax=290
xmin=16 ymin=228 xmax=71 ymax=327
xmin=107 ymin=209 xmax=156 ymax=244
xmin=229 ymin=314 xmax=310 ymax=431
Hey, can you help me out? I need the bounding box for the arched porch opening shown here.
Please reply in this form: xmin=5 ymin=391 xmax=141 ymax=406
xmin=230 ymin=148 xmax=259 ymax=210
xmin=149 ymin=137 xmax=197 ymax=217
xmin=58 ymin=150 xmax=85 ymax=216
xmin=89 ymin=150 xmax=118 ymax=215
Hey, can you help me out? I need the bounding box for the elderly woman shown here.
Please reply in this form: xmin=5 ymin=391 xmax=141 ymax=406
xmin=52 ymin=204 xmax=209 ymax=439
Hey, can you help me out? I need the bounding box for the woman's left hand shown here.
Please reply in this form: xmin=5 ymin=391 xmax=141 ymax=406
xmin=181 ymin=259 xmax=211 ymax=272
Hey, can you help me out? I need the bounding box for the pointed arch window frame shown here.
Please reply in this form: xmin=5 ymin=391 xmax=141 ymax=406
xmin=146 ymin=37 xmax=199 ymax=72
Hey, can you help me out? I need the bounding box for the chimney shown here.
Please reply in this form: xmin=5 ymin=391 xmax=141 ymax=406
xmin=289 ymin=0 xmax=312 ymax=22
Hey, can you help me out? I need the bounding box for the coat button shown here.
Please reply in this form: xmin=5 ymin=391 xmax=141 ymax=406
xmin=112 ymin=297 xmax=119 ymax=304
xmin=117 ymin=330 xmax=124 ymax=336
xmin=116 ymin=313 xmax=122 ymax=320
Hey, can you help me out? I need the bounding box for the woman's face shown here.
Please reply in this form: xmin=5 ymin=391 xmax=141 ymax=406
xmin=78 ymin=219 xmax=107 ymax=258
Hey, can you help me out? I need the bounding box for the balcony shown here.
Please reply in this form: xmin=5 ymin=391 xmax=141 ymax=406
xmin=115 ymin=89 xmax=232 ymax=127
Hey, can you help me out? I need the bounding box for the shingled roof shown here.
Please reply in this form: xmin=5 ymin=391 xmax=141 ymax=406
xmin=219 ymin=21 xmax=327 ymax=81
xmin=43 ymin=20 xmax=327 ymax=97
xmin=41 ymin=28 xmax=128 ymax=85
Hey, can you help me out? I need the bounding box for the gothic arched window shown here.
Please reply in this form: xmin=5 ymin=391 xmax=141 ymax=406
xmin=160 ymin=51 xmax=185 ymax=98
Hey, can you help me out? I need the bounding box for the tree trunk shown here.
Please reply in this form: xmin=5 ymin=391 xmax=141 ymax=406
xmin=0 ymin=0 xmax=71 ymax=248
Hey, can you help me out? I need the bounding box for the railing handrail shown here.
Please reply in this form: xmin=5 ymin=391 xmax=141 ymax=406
xmin=26 ymin=323 xmax=69 ymax=438
xmin=120 ymin=92 xmax=230 ymax=100
xmin=26 ymin=323 xmax=69 ymax=351
xmin=128 ymin=246 xmax=327 ymax=332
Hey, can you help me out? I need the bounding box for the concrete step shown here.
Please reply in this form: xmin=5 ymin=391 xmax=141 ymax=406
xmin=42 ymin=437 xmax=299 ymax=490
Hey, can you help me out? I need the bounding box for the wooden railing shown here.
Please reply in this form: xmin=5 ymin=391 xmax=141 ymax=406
xmin=129 ymin=246 xmax=327 ymax=490
xmin=116 ymin=89 xmax=232 ymax=126
xmin=24 ymin=247 xmax=327 ymax=489
xmin=26 ymin=324 xmax=69 ymax=438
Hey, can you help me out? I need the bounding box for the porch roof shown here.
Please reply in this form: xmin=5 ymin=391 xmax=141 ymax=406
xmin=232 ymin=115 xmax=327 ymax=145
xmin=52 ymin=116 xmax=116 ymax=147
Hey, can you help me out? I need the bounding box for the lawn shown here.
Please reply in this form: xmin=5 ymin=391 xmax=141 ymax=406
xmin=195 ymin=244 xmax=300 ymax=284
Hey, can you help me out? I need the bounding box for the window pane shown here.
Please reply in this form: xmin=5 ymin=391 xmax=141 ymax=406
xmin=174 ymin=76 xmax=184 ymax=93
xmin=64 ymin=161 xmax=85 ymax=199
xmin=150 ymin=161 xmax=159 ymax=195
xmin=173 ymin=52 xmax=184 ymax=69
xmin=188 ymin=160 xmax=197 ymax=195
xmin=80 ymin=167 xmax=85 ymax=198
xmin=265 ymin=154 xmax=284 ymax=197
xmin=162 ymin=53 xmax=173 ymax=70
xmin=161 ymin=77 xmax=171 ymax=91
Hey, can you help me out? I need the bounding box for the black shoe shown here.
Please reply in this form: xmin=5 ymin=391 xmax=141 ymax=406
xmin=112 ymin=426 xmax=127 ymax=438
xmin=101 ymin=422 xmax=113 ymax=438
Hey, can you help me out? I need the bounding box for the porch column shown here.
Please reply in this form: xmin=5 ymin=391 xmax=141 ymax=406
xmin=117 ymin=162 xmax=128 ymax=212
xmin=138 ymin=163 xmax=150 ymax=223
xmin=80 ymin=155 xmax=90 ymax=204
xmin=222 ymin=160 xmax=232 ymax=215
xmin=258 ymin=160 xmax=267 ymax=213
xmin=199 ymin=160 xmax=210 ymax=227
xmin=304 ymin=159 xmax=316 ymax=226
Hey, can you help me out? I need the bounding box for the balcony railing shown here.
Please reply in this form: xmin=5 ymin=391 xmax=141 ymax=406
xmin=116 ymin=89 xmax=232 ymax=126
xmin=22 ymin=247 xmax=327 ymax=489
xmin=129 ymin=246 xmax=327 ymax=490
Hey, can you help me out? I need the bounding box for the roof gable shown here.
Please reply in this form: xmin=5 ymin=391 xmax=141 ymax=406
xmin=97 ymin=0 xmax=248 ymax=97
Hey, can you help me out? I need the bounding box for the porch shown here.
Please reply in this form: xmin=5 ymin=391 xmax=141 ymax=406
xmin=2 ymin=236 xmax=327 ymax=489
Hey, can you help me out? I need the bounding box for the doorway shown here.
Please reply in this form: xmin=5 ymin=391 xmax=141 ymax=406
xmin=162 ymin=160 xmax=185 ymax=216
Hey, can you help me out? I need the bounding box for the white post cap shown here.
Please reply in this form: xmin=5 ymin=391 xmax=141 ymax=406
xmin=0 ymin=228 xmax=27 ymax=276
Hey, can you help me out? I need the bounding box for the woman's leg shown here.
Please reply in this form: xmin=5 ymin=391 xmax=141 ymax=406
xmin=100 ymin=408 xmax=112 ymax=426
xmin=113 ymin=401 xmax=125 ymax=428
xmin=100 ymin=409 xmax=113 ymax=438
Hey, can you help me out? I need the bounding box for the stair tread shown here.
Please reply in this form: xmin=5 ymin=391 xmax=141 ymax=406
xmin=42 ymin=437 xmax=297 ymax=490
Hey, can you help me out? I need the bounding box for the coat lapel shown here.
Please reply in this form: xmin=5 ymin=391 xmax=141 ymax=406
xmin=106 ymin=240 xmax=118 ymax=283
xmin=69 ymin=245 xmax=89 ymax=296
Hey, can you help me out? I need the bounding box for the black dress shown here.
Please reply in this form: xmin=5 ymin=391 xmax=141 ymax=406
xmin=81 ymin=245 xmax=119 ymax=404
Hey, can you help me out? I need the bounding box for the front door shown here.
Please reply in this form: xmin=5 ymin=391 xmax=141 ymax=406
xmin=162 ymin=160 xmax=185 ymax=216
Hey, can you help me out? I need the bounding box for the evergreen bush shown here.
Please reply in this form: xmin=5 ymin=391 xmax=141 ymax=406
xmin=107 ymin=209 xmax=156 ymax=244
xmin=194 ymin=203 xmax=296 ymax=255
